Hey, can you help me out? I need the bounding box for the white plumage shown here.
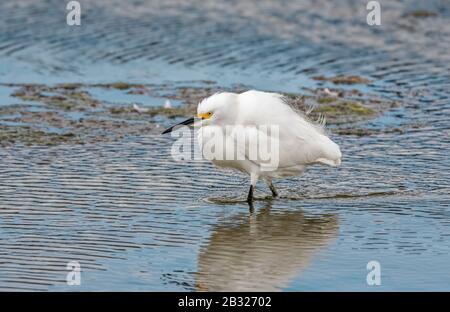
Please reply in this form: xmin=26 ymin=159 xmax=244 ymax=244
xmin=163 ymin=90 xmax=342 ymax=203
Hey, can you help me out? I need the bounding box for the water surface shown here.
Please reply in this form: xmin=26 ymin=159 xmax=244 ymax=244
xmin=0 ymin=0 xmax=449 ymax=291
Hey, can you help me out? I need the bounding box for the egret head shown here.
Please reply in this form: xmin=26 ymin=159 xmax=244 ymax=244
xmin=161 ymin=92 xmax=237 ymax=134
xmin=197 ymin=92 xmax=238 ymax=126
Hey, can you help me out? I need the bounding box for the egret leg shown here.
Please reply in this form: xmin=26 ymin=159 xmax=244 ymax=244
xmin=269 ymin=183 xmax=278 ymax=197
xmin=264 ymin=178 xmax=278 ymax=197
xmin=247 ymin=185 xmax=254 ymax=203
xmin=247 ymin=173 xmax=259 ymax=204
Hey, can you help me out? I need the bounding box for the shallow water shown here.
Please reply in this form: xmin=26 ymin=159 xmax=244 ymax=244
xmin=0 ymin=128 xmax=449 ymax=291
xmin=0 ymin=0 xmax=449 ymax=291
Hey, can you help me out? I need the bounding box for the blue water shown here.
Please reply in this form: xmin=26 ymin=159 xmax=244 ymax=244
xmin=0 ymin=0 xmax=449 ymax=291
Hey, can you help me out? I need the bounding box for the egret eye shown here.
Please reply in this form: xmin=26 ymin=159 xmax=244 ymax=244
xmin=198 ymin=112 xmax=213 ymax=119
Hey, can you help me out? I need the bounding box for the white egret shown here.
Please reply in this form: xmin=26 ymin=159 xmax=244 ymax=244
xmin=162 ymin=90 xmax=342 ymax=203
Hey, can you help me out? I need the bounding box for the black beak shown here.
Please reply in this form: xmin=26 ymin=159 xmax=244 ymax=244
xmin=161 ymin=117 xmax=195 ymax=134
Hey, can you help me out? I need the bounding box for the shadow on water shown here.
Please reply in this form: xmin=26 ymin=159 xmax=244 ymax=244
xmin=196 ymin=201 xmax=339 ymax=291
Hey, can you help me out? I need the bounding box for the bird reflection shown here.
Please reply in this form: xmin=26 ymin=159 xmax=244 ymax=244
xmin=196 ymin=202 xmax=338 ymax=291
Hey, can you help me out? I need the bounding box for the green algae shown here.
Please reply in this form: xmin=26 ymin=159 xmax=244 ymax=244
xmin=313 ymin=75 xmax=371 ymax=85
xmin=315 ymin=101 xmax=375 ymax=116
xmin=110 ymin=82 xmax=133 ymax=90
xmin=0 ymin=125 xmax=79 ymax=146
xmin=317 ymin=97 xmax=337 ymax=104
xmin=404 ymin=10 xmax=438 ymax=18
xmin=0 ymin=81 xmax=397 ymax=146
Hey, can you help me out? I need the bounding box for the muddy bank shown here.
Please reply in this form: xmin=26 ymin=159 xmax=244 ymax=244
xmin=0 ymin=81 xmax=398 ymax=146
